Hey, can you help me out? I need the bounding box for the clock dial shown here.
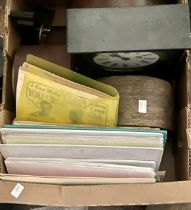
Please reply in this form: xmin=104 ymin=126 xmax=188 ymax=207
xmin=93 ymin=52 xmax=160 ymax=71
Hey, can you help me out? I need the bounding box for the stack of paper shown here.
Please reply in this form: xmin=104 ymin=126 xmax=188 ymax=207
xmin=0 ymin=55 xmax=167 ymax=184
xmin=0 ymin=125 xmax=167 ymax=184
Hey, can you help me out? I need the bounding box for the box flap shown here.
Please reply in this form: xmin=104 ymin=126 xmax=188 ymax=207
xmin=1 ymin=180 xmax=191 ymax=206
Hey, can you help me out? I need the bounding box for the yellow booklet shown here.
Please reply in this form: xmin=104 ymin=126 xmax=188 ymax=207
xmin=16 ymin=55 xmax=119 ymax=127
xmin=20 ymin=62 xmax=109 ymax=98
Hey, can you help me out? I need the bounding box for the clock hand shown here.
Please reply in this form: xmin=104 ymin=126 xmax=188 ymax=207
xmin=111 ymin=53 xmax=130 ymax=60
xmin=110 ymin=53 xmax=119 ymax=57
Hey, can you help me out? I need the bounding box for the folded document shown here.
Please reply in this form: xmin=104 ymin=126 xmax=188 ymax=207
xmin=16 ymin=55 xmax=119 ymax=127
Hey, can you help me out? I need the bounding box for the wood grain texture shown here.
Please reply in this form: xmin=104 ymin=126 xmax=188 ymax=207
xmin=99 ymin=76 xmax=174 ymax=130
xmin=0 ymin=0 xmax=5 ymax=36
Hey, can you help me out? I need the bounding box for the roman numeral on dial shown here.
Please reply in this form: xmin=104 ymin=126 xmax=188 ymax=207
xmin=123 ymin=64 xmax=129 ymax=68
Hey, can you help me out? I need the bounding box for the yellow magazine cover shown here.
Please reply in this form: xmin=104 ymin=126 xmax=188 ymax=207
xmin=16 ymin=55 xmax=119 ymax=127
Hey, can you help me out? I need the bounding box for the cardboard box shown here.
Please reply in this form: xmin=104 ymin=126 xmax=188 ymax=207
xmin=1 ymin=0 xmax=191 ymax=207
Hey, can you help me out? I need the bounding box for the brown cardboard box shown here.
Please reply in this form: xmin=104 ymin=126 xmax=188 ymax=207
xmin=12 ymin=206 xmax=144 ymax=210
xmin=1 ymin=0 xmax=191 ymax=207
xmin=13 ymin=206 xmax=88 ymax=210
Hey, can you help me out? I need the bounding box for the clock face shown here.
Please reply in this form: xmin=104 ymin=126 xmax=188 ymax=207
xmin=93 ymin=52 xmax=160 ymax=71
